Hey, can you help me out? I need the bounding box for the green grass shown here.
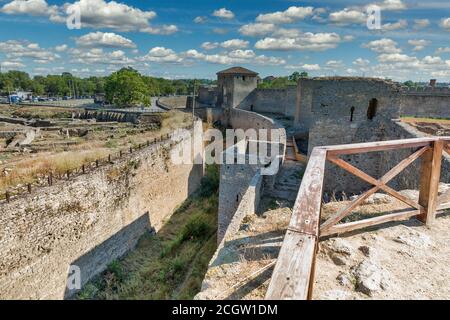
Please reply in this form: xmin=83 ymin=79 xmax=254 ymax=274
xmin=76 ymin=165 xmax=219 ymax=300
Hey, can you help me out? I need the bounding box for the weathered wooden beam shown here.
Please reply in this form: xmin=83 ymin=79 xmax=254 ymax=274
xmin=325 ymin=137 xmax=434 ymax=156
xmin=437 ymin=189 xmax=450 ymax=210
xmin=266 ymin=148 xmax=326 ymax=300
xmin=287 ymin=148 xmax=327 ymax=235
xmin=265 ymin=232 xmax=316 ymax=300
xmin=418 ymin=140 xmax=444 ymax=225
xmin=320 ymin=210 xmax=420 ymax=237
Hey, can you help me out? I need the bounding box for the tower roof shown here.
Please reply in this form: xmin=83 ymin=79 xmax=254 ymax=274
xmin=217 ymin=66 xmax=258 ymax=76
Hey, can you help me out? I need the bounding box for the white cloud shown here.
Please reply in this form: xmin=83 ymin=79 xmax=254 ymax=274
xmin=55 ymin=44 xmax=68 ymax=52
xmin=0 ymin=40 xmax=58 ymax=63
xmin=436 ymin=47 xmax=450 ymax=55
xmin=184 ymin=49 xmax=284 ymax=66
xmin=329 ymin=9 xmax=366 ymax=25
xmin=212 ymin=8 xmax=234 ymax=19
xmin=285 ymin=63 xmax=321 ymax=71
xmin=325 ymin=60 xmax=344 ymax=69
xmin=353 ymin=58 xmax=370 ymax=66
xmin=1 ymin=0 xmax=58 ymax=17
xmin=256 ymin=6 xmax=314 ymax=24
xmin=220 ymin=39 xmax=249 ymax=49
xmin=1 ymin=61 xmax=25 ymax=68
xmin=201 ymin=42 xmax=219 ymax=50
xmin=75 ymin=32 xmax=136 ymax=48
xmin=139 ymin=47 xmax=182 ymax=63
xmin=377 ymin=0 xmax=407 ymax=11
xmin=140 ymin=25 xmax=178 ymax=35
xmin=363 ymin=38 xmax=401 ymax=54
xmin=382 ymin=19 xmax=407 ymax=31
xmin=228 ymin=49 xmax=256 ymax=59
xmin=239 ymin=23 xmax=276 ymax=37
xmin=69 ymin=48 xmax=134 ymax=65
xmin=408 ymin=39 xmax=430 ymax=52
xmin=413 ymin=19 xmax=430 ymax=29
xmin=378 ymin=53 xmax=417 ymax=63
xmin=194 ymin=16 xmax=207 ymax=24
xmin=440 ymin=18 xmax=450 ymax=30
xmin=422 ymin=55 xmax=443 ymax=65
xmin=255 ymin=32 xmax=344 ymax=51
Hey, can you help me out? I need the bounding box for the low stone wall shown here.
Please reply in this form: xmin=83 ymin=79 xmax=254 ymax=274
xmin=228 ymin=108 xmax=287 ymax=154
xmin=157 ymin=96 xmax=188 ymax=109
xmin=0 ymin=121 xmax=204 ymax=299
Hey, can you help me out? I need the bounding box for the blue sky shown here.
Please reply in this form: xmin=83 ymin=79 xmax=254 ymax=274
xmin=0 ymin=0 xmax=449 ymax=81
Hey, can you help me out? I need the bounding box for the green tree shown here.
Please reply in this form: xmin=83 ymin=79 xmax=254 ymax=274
xmin=105 ymin=68 xmax=150 ymax=107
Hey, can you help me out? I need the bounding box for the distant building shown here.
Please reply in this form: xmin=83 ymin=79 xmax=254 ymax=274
xmin=14 ymin=91 xmax=33 ymax=100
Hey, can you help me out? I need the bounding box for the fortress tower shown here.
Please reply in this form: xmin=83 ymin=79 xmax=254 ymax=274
xmin=216 ymin=67 xmax=258 ymax=109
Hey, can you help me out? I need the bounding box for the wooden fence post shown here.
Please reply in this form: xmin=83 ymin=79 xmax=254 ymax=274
xmin=5 ymin=191 xmax=10 ymax=203
xmin=27 ymin=183 xmax=32 ymax=193
xmin=96 ymin=159 xmax=99 ymax=168
xmin=82 ymin=164 xmax=85 ymax=174
xmin=418 ymin=140 xmax=444 ymax=225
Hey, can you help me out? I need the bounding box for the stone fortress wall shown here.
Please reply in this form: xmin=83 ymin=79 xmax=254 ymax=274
xmin=0 ymin=122 xmax=204 ymax=299
xmin=197 ymin=70 xmax=449 ymax=195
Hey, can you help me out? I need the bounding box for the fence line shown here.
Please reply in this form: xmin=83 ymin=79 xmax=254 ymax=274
xmin=1 ymin=123 xmax=194 ymax=204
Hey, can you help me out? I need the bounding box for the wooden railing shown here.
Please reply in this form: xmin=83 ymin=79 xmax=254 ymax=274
xmin=266 ymin=136 xmax=450 ymax=300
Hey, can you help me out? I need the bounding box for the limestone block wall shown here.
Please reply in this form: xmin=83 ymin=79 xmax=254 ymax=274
xmin=0 ymin=122 xmax=203 ymax=299
xmin=400 ymin=90 xmax=450 ymax=119
xmin=236 ymin=87 xmax=297 ymax=117
xmin=305 ymin=78 xmax=404 ymax=193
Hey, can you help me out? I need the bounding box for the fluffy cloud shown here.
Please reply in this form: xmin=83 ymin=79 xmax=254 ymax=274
xmin=377 ymin=0 xmax=407 ymax=11
xmin=75 ymin=32 xmax=136 ymax=48
xmin=413 ymin=19 xmax=430 ymax=29
xmin=212 ymin=8 xmax=234 ymax=19
xmin=436 ymin=47 xmax=450 ymax=55
xmin=139 ymin=47 xmax=182 ymax=63
xmin=363 ymin=38 xmax=401 ymax=54
xmin=408 ymin=39 xmax=430 ymax=52
xmin=1 ymin=0 xmax=58 ymax=16
xmin=1 ymin=61 xmax=25 ymax=69
xmin=69 ymin=48 xmax=135 ymax=65
xmin=55 ymin=44 xmax=68 ymax=52
xmin=239 ymin=23 xmax=276 ymax=37
xmin=353 ymin=58 xmax=370 ymax=66
xmin=440 ymin=18 xmax=450 ymax=30
xmin=194 ymin=16 xmax=207 ymax=24
xmin=382 ymin=19 xmax=407 ymax=31
xmin=62 ymin=0 xmax=156 ymax=31
xmin=140 ymin=25 xmax=178 ymax=35
xmin=255 ymin=6 xmax=314 ymax=24
xmin=378 ymin=53 xmax=417 ymax=63
xmin=0 ymin=40 xmax=58 ymax=63
xmin=184 ymin=49 xmax=284 ymax=66
xmin=220 ymin=39 xmax=249 ymax=49
xmin=201 ymin=42 xmax=219 ymax=50
xmin=329 ymin=9 xmax=366 ymax=25
xmin=255 ymin=32 xmax=345 ymax=51
xmin=325 ymin=60 xmax=344 ymax=69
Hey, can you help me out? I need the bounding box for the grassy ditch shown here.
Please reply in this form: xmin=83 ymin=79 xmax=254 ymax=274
xmin=76 ymin=165 xmax=219 ymax=300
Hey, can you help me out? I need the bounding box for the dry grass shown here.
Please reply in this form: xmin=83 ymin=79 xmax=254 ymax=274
xmin=0 ymin=149 xmax=109 ymax=193
xmin=401 ymin=116 xmax=450 ymax=124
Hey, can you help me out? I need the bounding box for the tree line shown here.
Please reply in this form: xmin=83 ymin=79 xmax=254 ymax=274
xmin=0 ymin=68 xmax=215 ymax=105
